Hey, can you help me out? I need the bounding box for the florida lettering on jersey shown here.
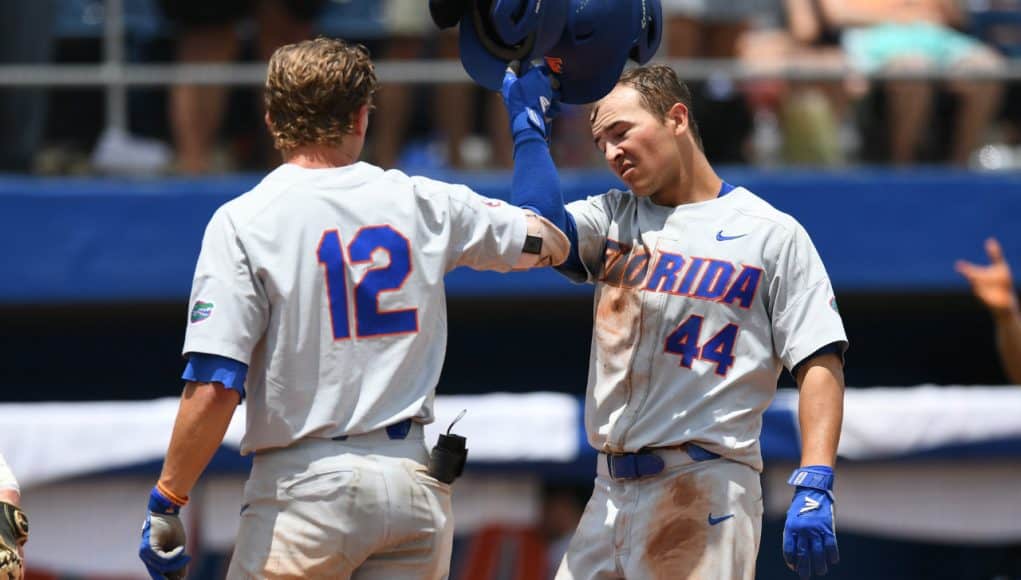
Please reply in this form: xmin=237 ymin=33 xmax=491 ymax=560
xmin=599 ymin=239 xmax=763 ymax=309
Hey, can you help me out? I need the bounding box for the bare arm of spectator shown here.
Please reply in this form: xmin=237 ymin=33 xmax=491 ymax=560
xmin=957 ymin=238 xmax=1021 ymax=385
xmin=938 ymin=0 xmax=964 ymax=27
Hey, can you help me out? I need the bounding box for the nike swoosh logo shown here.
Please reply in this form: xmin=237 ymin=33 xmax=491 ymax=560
xmin=707 ymin=513 xmax=735 ymax=526
xmin=716 ymin=231 xmax=747 ymax=242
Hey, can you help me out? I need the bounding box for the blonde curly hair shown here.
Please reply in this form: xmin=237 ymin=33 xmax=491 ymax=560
xmin=264 ymin=37 xmax=378 ymax=153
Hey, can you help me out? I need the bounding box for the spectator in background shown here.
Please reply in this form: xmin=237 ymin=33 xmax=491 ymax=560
xmin=966 ymin=0 xmax=1021 ymax=163
xmin=0 ymin=1 xmax=55 ymax=173
xmin=371 ymin=1 xmax=513 ymax=170
xmin=373 ymin=2 xmax=509 ymax=169
xmin=661 ymin=0 xmax=767 ymax=163
xmin=957 ymin=238 xmax=1021 ymax=385
xmin=372 ymin=1 xmax=465 ymax=168
xmin=738 ymin=0 xmax=863 ymax=166
xmin=817 ymin=0 xmax=1004 ymax=166
xmin=159 ymin=0 xmax=326 ymax=174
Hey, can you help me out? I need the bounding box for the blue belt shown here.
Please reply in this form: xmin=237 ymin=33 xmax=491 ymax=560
xmin=331 ymin=418 xmax=414 ymax=442
xmin=606 ymin=443 xmax=721 ymax=480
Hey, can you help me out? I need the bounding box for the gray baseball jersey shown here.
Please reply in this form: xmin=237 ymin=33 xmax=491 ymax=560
xmin=564 ymin=186 xmax=847 ymax=471
xmin=182 ymin=162 xmax=526 ymax=454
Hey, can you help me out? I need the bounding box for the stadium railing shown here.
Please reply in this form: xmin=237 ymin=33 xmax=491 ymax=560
xmin=3 ymin=0 xmax=1021 ymax=137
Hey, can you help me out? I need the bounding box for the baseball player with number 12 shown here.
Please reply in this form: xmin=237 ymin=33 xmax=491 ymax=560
xmin=137 ymin=38 xmax=567 ymax=579
xmin=505 ymin=63 xmax=848 ymax=579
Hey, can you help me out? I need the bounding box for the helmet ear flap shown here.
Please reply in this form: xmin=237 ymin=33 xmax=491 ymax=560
xmin=630 ymin=0 xmax=663 ymax=64
xmin=456 ymin=0 xmax=568 ymax=92
xmin=490 ymin=0 xmax=541 ymax=46
xmin=470 ymin=0 xmax=536 ymax=63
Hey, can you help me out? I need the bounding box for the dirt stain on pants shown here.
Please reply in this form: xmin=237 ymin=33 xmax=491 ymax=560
xmin=644 ymin=473 xmax=710 ymax=580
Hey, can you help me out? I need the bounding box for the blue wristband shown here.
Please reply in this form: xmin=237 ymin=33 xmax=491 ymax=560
xmin=511 ymin=109 xmax=547 ymax=141
xmin=148 ymin=486 xmax=181 ymax=515
xmin=788 ymin=465 xmax=835 ymax=491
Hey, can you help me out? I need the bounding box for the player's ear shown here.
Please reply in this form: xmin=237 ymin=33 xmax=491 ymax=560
xmin=666 ymin=102 xmax=688 ymax=137
xmin=264 ymin=111 xmax=274 ymax=132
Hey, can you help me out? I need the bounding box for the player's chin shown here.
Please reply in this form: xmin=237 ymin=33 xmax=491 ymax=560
xmin=628 ymin=177 xmax=655 ymax=197
xmin=619 ymin=171 xmax=638 ymax=191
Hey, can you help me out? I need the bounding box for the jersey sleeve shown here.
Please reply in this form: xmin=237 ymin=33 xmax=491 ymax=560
xmin=444 ymin=185 xmax=528 ymax=272
xmin=558 ymin=194 xmax=613 ymax=284
xmin=769 ymin=223 xmax=848 ymax=372
xmin=181 ymin=207 xmax=269 ymax=364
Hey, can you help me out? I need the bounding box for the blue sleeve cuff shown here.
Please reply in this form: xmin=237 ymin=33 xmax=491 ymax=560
xmin=555 ymin=212 xmax=585 ymax=277
xmin=791 ymin=341 xmax=846 ymax=377
xmin=182 ymin=353 xmax=248 ymax=400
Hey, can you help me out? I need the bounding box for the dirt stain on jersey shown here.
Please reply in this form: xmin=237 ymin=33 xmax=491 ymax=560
xmin=595 ymin=285 xmax=642 ymax=362
xmin=645 ymin=473 xmax=710 ymax=579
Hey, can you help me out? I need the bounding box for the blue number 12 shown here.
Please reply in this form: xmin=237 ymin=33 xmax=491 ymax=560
xmin=317 ymin=225 xmax=418 ymax=339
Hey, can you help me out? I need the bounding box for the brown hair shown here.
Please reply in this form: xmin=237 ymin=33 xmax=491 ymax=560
xmin=264 ymin=37 xmax=378 ymax=153
xmin=616 ymin=64 xmax=703 ymax=150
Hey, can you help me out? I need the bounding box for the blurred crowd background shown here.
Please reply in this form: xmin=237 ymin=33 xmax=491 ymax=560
xmin=3 ymin=0 xmax=1021 ymax=176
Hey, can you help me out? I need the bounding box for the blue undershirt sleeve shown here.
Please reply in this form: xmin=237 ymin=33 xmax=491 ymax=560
xmin=791 ymin=341 xmax=846 ymax=379
xmin=182 ymin=353 xmax=248 ymax=400
xmin=510 ymin=130 xmax=583 ymax=274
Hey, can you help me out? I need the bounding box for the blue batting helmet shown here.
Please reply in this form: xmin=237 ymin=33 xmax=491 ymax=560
xmin=454 ymin=0 xmax=663 ymax=104
xmin=545 ymin=0 xmax=663 ymax=104
xmin=458 ymin=0 xmax=569 ymax=93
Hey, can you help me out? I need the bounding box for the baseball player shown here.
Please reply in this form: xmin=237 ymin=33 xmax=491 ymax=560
xmin=138 ymin=38 xmax=567 ymax=579
xmin=0 ymin=453 xmax=28 ymax=580
xmin=504 ymin=63 xmax=847 ymax=579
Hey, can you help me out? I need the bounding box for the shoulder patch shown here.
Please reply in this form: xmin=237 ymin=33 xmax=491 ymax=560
xmin=829 ymin=296 xmax=839 ymax=314
xmin=191 ymin=300 xmax=214 ymax=323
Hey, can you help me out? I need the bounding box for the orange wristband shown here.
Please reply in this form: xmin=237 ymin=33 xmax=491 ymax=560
xmin=156 ymin=481 xmax=189 ymax=507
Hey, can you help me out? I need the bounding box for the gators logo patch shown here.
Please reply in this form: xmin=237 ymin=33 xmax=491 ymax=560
xmin=829 ymin=296 xmax=839 ymax=313
xmin=191 ymin=300 xmax=214 ymax=323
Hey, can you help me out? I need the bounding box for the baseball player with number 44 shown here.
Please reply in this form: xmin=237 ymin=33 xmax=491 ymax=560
xmin=137 ymin=37 xmax=567 ymax=579
xmin=505 ymin=61 xmax=848 ymax=579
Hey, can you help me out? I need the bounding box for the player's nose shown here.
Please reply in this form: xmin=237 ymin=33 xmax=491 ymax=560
xmin=604 ymin=142 xmax=622 ymax=165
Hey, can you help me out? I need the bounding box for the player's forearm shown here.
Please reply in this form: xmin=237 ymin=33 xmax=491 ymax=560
xmin=795 ymin=354 xmax=845 ymax=467
xmin=158 ymin=382 xmax=240 ymax=498
xmin=993 ymin=305 xmax=1021 ymax=385
xmin=511 ymin=135 xmax=567 ymax=231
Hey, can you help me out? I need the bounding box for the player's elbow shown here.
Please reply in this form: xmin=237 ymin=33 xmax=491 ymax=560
xmin=513 ymin=211 xmax=570 ymax=270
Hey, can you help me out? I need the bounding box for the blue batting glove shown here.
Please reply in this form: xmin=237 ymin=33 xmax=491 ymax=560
xmin=501 ymin=61 xmax=561 ymax=140
xmin=139 ymin=486 xmax=190 ymax=580
xmin=783 ymin=466 xmax=839 ymax=579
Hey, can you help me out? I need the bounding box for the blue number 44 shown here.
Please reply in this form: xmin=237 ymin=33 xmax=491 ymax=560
xmin=317 ymin=225 xmax=418 ymax=339
xmin=664 ymin=315 xmax=738 ymax=376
